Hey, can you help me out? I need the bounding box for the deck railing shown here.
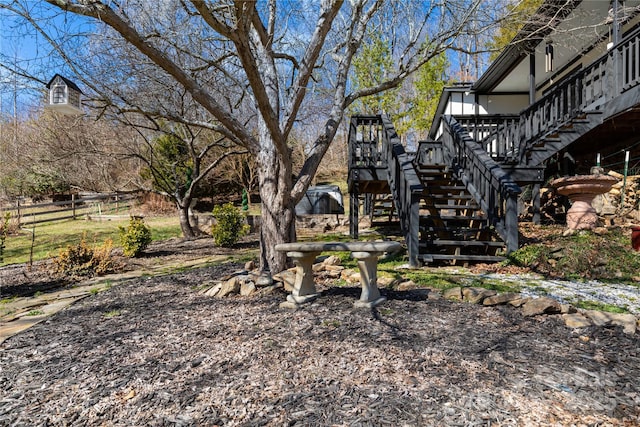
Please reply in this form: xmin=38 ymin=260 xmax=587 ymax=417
xmin=348 ymin=115 xmax=387 ymax=170
xmin=441 ymin=116 xmax=521 ymax=253
xmin=453 ymin=26 xmax=640 ymax=165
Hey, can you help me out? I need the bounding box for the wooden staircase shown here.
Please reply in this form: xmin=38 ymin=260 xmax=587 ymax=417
xmin=348 ymin=115 xmax=518 ymax=267
xmin=369 ymin=194 xmax=397 ymax=227
xmin=521 ymin=111 xmax=603 ymax=166
xmin=415 ymin=164 xmax=505 ymax=265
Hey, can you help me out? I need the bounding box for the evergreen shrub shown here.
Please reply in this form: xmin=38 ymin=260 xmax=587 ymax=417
xmin=211 ymin=203 xmax=248 ymax=247
xmin=119 ymin=216 xmax=152 ymax=257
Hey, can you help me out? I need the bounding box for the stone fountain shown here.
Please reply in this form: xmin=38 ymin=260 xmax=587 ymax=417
xmin=550 ymin=170 xmax=618 ymax=233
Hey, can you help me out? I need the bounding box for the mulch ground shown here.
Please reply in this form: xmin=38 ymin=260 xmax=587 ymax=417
xmin=1 ymin=263 xmax=639 ymax=426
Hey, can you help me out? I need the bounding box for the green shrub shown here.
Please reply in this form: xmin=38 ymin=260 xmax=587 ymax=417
xmin=211 ymin=203 xmax=249 ymax=247
xmin=54 ymin=236 xmax=116 ymax=278
xmin=119 ymin=216 xmax=152 ymax=257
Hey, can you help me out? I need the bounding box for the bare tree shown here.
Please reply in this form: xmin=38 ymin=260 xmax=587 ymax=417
xmin=2 ymin=0 xmax=503 ymax=274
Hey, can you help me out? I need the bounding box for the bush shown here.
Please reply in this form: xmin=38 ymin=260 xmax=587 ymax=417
xmin=211 ymin=203 xmax=249 ymax=247
xmin=54 ymin=236 xmax=116 ymax=278
xmin=119 ymin=216 xmax=152 ymax=257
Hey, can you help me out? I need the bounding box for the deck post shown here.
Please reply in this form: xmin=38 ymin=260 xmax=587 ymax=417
xmin=532 ymin=183 xmax=541 ymax=224
xmin=350 ymin=192 xmax=359 ymax=239
xmin=505 ymin=194 xmax=519 ymax=254
xmin=408 ymin=189 xmax=420 ymax=268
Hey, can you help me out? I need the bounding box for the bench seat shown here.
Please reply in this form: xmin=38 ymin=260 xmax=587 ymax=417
xmin=275 ymin=241 xmax=401 ymax=308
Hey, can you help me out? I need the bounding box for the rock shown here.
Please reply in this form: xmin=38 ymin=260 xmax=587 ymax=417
xmin=396 ymin=280 xmax=417 ymax=291
xmin=583 ymin=310 xmax=610 ymax=327
xmin=323 ymin=265 xmax=345 ymax=278
xmin=256 ymin=272 xmax=273 ymax=286
xmin=560 ymin=304 xmax=577 ymax=314
xmin=323 ymin=255 xmax=342 ymax=266
xmin=522 ymin=297 xmax=562 ymax=316
xmin=273 ymin=270 xmax=296 ymax=292
xmin=443 ymin=287 xmax=463 ymax=301
xmin=348 ymin=272 xmax=361 ymax=283
xmin=483 ymin=292 xmax=521 ymax=306
xmin=244 ymin=260 xmax=256 ymax=271
xmin=217 ymin=277 xmax=241 ymax=298
xmin=463 ymin=287 xmax=496 ymax=304
xmin=340 ymin=269 xmax=357 ymax=281
xmin=377 ymin=276 xmax=397 ymax=288
xmin=312 ymin=263 xmax=325 ymax=273
xmin=258 ymin=284 xmax=283 ymax=295
xmin=593 ymin=227 xmax=608 ymax=235
xmin=204 ymin=283 xmax=222 ymax=297
xmin=198 ymin=281 xmax=218 ymax=294
xmin=563 ymin=313 xmax=592 ymax=329
xmin=240 ymin=281 xmax=256 ymax=296
xmin=428 ymin=289 xmax=442 ymax=300
xmin=324 ymin=269 xmax=343 ymax=279
xmin=508 ymin=298 xmax=530 ymax=308
xmin=583 ymin=310 xmax=637 ymax=334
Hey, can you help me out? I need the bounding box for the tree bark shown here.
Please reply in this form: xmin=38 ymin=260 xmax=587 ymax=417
xmin=178 ymin=202 xmax=199 ymax=239
xmin=256 ymin=128 xmax=295 ymax=274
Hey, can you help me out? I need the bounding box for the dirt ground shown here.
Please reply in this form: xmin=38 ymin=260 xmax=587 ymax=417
xmin=1 ymin=232 xmax=640 ymax=426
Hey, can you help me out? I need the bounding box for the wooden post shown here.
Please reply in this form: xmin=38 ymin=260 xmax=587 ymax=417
xmin=16 ymin=198 xmax=21 ymax=228
xmin=621 ymin=150 xmax=630 ymax=210
xmin=350 ymin=170 xmax=359 ymax=239
xmin=408 ymin=188 xmax=420 ymax=268
xmin=72 ymin=194 xmax=76 ymax=219
xmin=532 ymin=183 xmax=541 ymax=224
xmin=506 ymin=194 xmax=519 ymax=254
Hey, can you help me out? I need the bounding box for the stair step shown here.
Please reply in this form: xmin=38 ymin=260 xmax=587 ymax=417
xmin=438 ymin=215 xmax=486 ymax=221
xmin=423 ymin=193 xmax=474 ymax=200
xmin=423 ymin=240 xmax=505 ymax=247
xmin=433 ymin=185 xmax=466 ymax=191
xmin=420 ymin=254 xmax=506 ymax=263
xmin=424 ymin=203 xmax=480 ymax=210
xmin=416 ymin=165 xmax=448 ymax=172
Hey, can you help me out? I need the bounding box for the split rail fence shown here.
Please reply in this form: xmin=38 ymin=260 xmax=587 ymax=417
xmin=0 ymin=193 xmax=137 ymax=228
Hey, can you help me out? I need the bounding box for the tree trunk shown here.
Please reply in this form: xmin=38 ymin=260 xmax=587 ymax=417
xmin=178 ymin=203 xmax=198 ymax=239
xmin=256 ymin=136 xmax=295 ymax=274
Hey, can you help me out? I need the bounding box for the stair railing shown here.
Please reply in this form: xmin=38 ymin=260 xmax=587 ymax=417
xmin=348 ymin=115 xmax=423 ymax=267
xmin=379 ymin=116 xmax=423 ymax=267
xmin=441 ymin=116 xmax=521 ymax=254
xmin=453 ymin=26 xmax=640 ymax=165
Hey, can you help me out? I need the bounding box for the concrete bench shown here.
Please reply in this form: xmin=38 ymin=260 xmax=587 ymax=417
xmin=274 ymin=241 xmax=401 ymax=308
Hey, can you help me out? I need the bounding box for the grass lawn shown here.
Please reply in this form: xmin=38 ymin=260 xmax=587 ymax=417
xmin=1 ymin=216 xmax=182 ymax=266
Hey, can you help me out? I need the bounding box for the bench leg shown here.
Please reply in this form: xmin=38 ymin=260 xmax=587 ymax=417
xmin=282 ymin=251 xmax=321 ymax=307
xmin=351 ymin=251 xmax=387 ymax=308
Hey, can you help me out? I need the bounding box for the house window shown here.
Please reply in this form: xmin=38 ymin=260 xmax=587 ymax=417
xmin=52 ymin=84 xmax=66 ymax=104
xmin=545 ymin=42 xmax=554 ymax=73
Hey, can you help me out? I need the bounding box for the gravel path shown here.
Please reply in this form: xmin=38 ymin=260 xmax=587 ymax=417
xmin=1 ymin=264 xmax=639 ymax=426
xmin=475 ymin=272 xmax=640 ymax=314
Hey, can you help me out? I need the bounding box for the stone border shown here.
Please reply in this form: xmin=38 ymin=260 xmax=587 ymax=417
xmin=201 ymin=257 xmax=639 ymax=335
xmin=440 ymin=286 xmax=638 ymax=335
